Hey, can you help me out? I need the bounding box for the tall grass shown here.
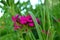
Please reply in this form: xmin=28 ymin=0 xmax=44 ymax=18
xmin=0 ymin=0 xmax=60 ymax=40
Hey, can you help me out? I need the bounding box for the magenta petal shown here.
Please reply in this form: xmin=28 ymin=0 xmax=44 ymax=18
xmin=26 ymin=18 xmax=33 ymax=22
xmin=28 ymin=19 xmax=33 ymax=22
xmin=26 ymin=15 xmax=32 ymax=20
xmin=12 ymin=16 xmax=16 ymax=22
xmin=19 ymin=16 xmax=27 ymax=24
xmin=28 ymin=23 xmax=34 ymax=27
xmin=19 ymin=16 xmax=26 ymax=21
xmin=20 ymin=21 xmax=27 ymax=24
xmin=26 ymin=15 xmax=33 ymax=22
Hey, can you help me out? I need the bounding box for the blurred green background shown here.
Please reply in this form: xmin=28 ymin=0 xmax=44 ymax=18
xmin=0 ymin=0 xmax=60 ymax=40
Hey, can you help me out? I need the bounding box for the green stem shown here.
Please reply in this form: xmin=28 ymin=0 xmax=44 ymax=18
xmin=45 ymin=1 xmax=51 ymax=40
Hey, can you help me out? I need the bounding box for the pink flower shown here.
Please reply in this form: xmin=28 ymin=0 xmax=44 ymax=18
xmin=12 ymin=14 xmax=41 ymax=30
xmin=12 ymin=16 xmax=16 ymax=22
xmin=19 ymin=16 xmax=27 ymax=24
xmin=26 ymin=18 xmax=33 ymax=23
xmin=19 ymin=16 xmax=26 ymax=21
xmin=26 ymin=15 xmax=33 ymax=22
xmin=12 ymin=14 xmax=19 ymax=22
xmin=28 ymin=23 xmax=34 ymax=27
xmin=20 ymin=21 xmax=27 ymax=24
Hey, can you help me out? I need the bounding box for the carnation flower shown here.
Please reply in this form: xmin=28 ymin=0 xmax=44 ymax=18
xmin=12 ymin=14 xmax=41 ymax=30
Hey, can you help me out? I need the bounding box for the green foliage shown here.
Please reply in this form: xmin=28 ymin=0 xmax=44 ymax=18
xmin=0 ymin=0 xmax=60 ymax=40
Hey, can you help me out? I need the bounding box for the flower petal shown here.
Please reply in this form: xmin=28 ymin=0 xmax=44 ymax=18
xmin=12 ymin=16 xmax=16 ymax=22
xmin=28 ymin=23 xmax=34 ymax=27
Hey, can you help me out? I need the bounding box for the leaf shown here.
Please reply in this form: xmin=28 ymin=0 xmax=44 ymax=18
xmin=28 ymin=11 xmax=43 ymax=40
